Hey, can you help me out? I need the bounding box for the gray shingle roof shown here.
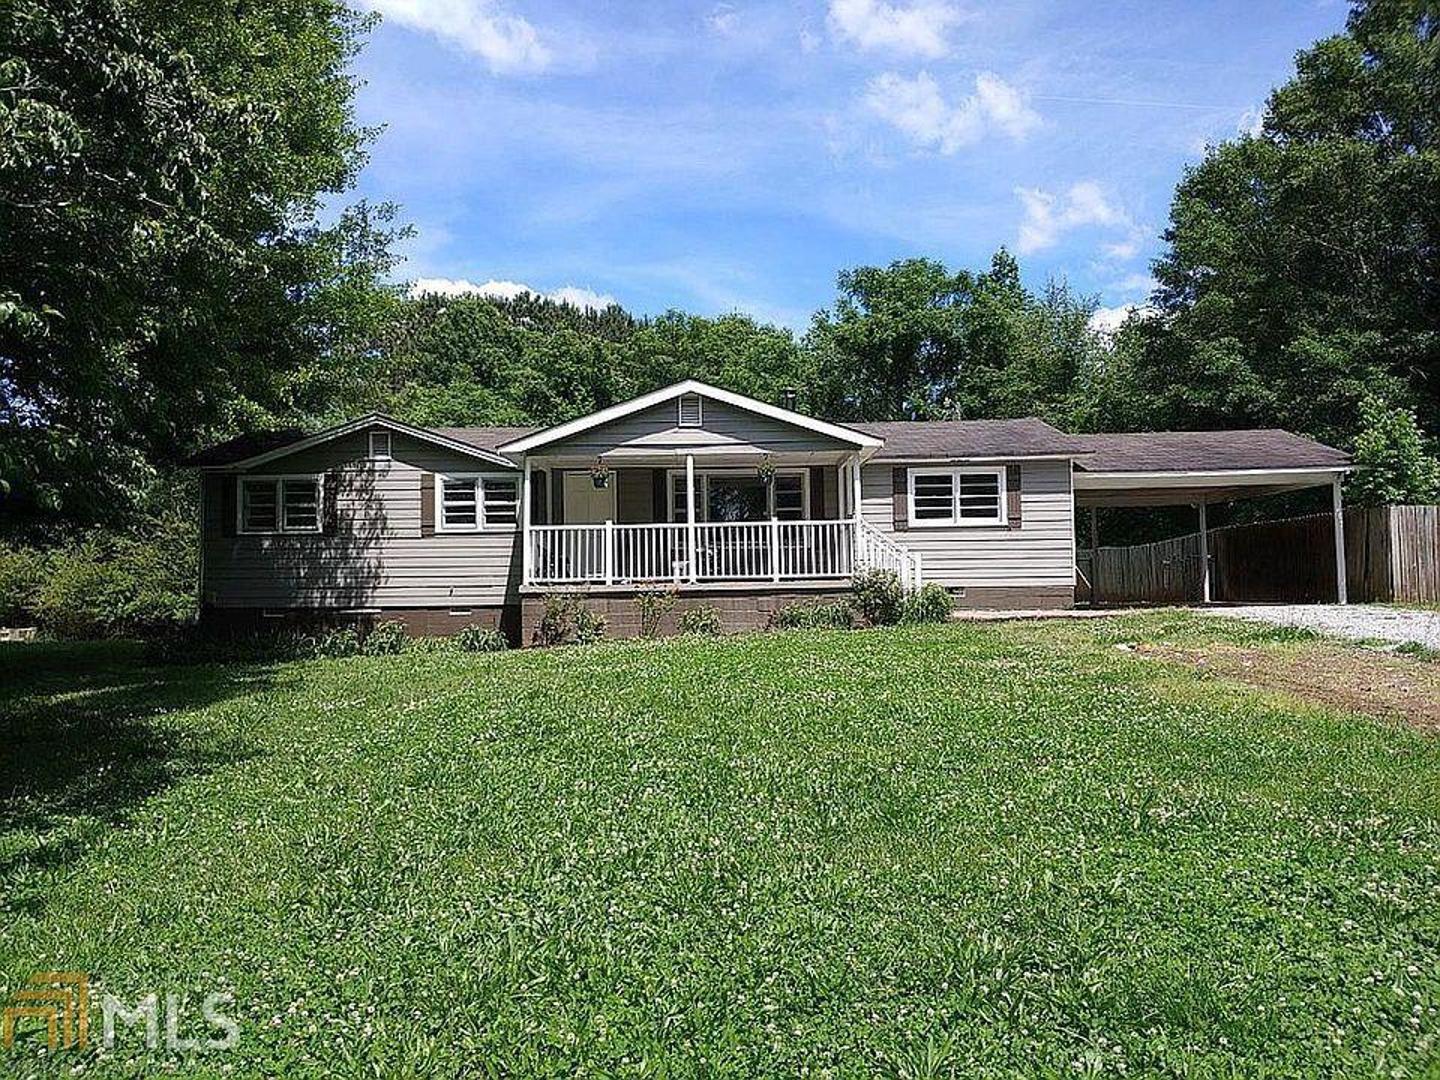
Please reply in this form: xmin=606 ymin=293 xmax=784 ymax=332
xmin=1072 ymin=430 xmax=1350 ymax=473
xmin=187 ymin=414 xmax=1348 ymax=475
xmin=434 ymin=426 xmax=540 ymax=452
xmin=849 ymin=418 xmax=1091 ymax=460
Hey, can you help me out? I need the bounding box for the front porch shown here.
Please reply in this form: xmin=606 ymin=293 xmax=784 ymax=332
xmin=519 ymin=452 xmax=920 ymax=590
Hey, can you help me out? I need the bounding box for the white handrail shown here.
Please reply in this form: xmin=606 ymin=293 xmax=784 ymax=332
xmin=528 ymin=519 xmax=862 ymax=586
xmin=856 ymin=520 xmax=923 ymax=589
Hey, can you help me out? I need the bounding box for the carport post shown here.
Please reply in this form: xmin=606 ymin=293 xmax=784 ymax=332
xmin=1332 ymin=475 xmax=1348 ymax=605
xmin=1197 ymin=502 xmax=1211 ymax=604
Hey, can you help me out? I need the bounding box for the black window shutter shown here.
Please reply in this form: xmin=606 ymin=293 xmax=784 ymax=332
xmin=220 ymin=475 xmax=238 ymax=538
xmin=531 ymin=469 xmax=548 ymax=525
xmin=1006 ymin=464 xmax=1022 ymax=529
xmin=420 ymin=472 xmax=435 ymax=536
xmin=891 ymin=468 xmax=908 ymax=530
xmin=322 ymin=470 xmax=339 ymax=534
xmin=651 ymin=469 xmax=667 ymax=521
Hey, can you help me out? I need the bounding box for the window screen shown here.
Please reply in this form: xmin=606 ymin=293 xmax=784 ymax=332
xmin=441 ymin=478 xmax=478 ymax=529
xmin=774 ymin=474 xmax=805 ymax=520
xmin=911 ymin=473 xmax=955 ymax=522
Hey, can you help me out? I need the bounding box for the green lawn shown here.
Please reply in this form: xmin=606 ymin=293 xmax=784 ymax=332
xmin=2 ymin=615 xmax=1438 ymax=1078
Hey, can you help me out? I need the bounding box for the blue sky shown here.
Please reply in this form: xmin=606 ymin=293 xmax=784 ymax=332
xmin=350 ymin=0 xmax=1349 ymax=331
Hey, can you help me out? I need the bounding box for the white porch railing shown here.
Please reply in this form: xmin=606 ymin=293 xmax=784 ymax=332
xmin=857 ymin=520 xmax=923 ymax=590
xmin=528 ymin=519 xmax=865 ymax=586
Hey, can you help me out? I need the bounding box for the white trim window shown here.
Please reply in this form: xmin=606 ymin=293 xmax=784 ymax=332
xmin=239 ymin=475 xmax=323 ymax=534
xmin=667 ymin=468 xmax=810 ymax=522
xmin=369 ymin=430 xmax=392 ymax=460
xmin=908 ymin=467 xmax=1005 ymax=527
xmin=438 ymin=474 xmax=519 ymax=531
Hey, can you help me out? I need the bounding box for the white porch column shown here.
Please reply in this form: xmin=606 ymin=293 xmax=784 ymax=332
xmin=1197 ymin=501 xmax=1211 ymax=604
xmin=850 ymin=454 xmax=864 ymax=565
xmin=522 ymin=457 xmax=533 ymax=585
xmin=603 ymin=518 xmax=614 ymax=586
xmin=1332 ymin=475 xmax=1348 ymax=604
xmin=685 ymin=454 xmax=697 ymax=583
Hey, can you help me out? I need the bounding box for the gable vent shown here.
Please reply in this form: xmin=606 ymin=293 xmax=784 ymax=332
xmin=678 ymin=393 xmax=703 ymax=427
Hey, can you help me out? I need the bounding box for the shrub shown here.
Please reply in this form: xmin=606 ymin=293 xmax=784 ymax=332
xmin=455 ymin=624 xmax=508 ymax=653
xmin=361 ymin=620 xmax=408 ymax=655
xmin=536 ymin=594 xmax=607 ymax=646
xmin=851 ymin=569 xmax=904 ymax=626
xmin=0 ymin=546 xmax=49 ymax=626
xmin=34 ymin=541 xmax=135 ymax=639
xmin=676 ymin=605 xmax=723 ymax=636
xmin=311 ymin=627 xmax=362 ymax=658
xmin=0 ymin=512 xmax=197 ymax=637
xmin=634 ymin=590 xmax=678 ymax=638
xmin=900 ymin=583 xmax=955 ymax=625
xmin=769 ymin=600 xmax=853 ymax=631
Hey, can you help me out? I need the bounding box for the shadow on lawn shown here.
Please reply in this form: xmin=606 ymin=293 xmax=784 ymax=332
xmin=0 ymin=641 xmax=271 ymax=908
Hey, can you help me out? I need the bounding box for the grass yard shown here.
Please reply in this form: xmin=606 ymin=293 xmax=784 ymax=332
xmin=2 ymin=614 xmax=1439 ymax=1078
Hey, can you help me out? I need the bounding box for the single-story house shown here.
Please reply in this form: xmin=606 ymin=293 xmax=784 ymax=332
xmin=187 ymin=380 xmax=1352 ymax=641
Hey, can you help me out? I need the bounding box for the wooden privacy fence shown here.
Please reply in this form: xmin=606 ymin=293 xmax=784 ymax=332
xmin=1079 ymin=505 xmax=1440 ymax=606
xmin=1077 ymin=534 xmax=1202 ymax=604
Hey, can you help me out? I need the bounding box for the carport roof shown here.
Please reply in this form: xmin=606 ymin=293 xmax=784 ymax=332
xmin=1072 ymin=430 xmax=1349 ymax=473
xmin=850 ymin=418 xmax=1091 ymax=460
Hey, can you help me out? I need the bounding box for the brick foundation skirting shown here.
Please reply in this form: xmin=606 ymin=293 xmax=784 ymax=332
xmin=520 ymin=588 xmax=852 ymax=643
xmin=519 ymin=584 xmax=1073 ymax=643
xmin=201 ymin=604 xmax=517 ymax=642
xmin=200 ymin=583 xmax=1073 ymax=648
xmin=950 ymin=586 xmax=1075 ymax=611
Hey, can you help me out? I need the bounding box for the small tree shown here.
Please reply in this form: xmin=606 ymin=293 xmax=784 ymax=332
xmin=1347 ymin=397 xmax=1440 ymax=506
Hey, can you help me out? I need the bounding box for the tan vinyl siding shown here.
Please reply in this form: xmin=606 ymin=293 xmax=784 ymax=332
xmin=861 ymin=460 xmax=1075 ymax=588
xmin=545 ymin=396 xmax=850 ymax=457
xmin=202 ymin=431 xmax=520 ymax=609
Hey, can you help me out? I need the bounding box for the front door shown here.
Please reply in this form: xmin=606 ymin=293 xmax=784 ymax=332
xmin=563 ymin=471 xmax=615 ymax=524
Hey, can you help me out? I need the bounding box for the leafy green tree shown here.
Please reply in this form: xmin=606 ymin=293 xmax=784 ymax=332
xmin=807 ymin=253 xmax=1105 ymax=423
xmin=805 ymin=258 xmax=973 ymax=420
xmin=1348 ymin=396 xmax=1440 ymax=505
xmin=1135 ymin=0 xmax=1438 ymax=448
xmin=0 ymin=0 xmax=400 ymax=533
xmin=375 ymin=295 xmax=808 ymax=427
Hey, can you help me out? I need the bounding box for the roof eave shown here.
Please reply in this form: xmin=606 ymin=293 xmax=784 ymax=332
xmin=202 ymin=413 xmax=518 ymax=471
xmin=498 ymin=379 xmax=884 ymax=454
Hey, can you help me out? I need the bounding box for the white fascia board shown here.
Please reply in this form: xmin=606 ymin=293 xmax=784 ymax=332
xmin=1073 ymin=466 xmax=1349 ymax=490
xmin=875 ymin=453 xmax=1090 ymax=465
xmin=217 ymin=414 xmax=517 ymax=471
xmin=497 ymin=379 xmax=884 ymax=454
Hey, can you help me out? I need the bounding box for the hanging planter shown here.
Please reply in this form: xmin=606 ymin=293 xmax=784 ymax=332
xmin=756 ymin=455 xmax=777 ymax=487
xmin=590 ymin=458 xmax=611 ymax=489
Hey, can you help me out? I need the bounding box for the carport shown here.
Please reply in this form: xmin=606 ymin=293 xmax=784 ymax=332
xmin=1070 ymin=431 xmax=1352 ymax=604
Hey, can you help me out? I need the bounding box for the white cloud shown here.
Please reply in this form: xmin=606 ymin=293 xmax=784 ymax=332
xmin=1101 ymin=239 xmax=1139 ymax=260
xmin=864 ymin=71 xmax=1039 ymax=154
xmin=828 ymin=0 xmax=967 ymax=58
xmin=705 ymin=2 xmax=739 ymax=34
xmin=409 ymin=277 xmax=617 ymax=310
xmin=362 ymin=0 xmax=550 ymax=74
xmin=1238 ymin=104 xmax=1266 ymax=137
xmin=1088 ymin=302 xmax=1157 ymax=336
xmin=1088 ymin=304 xmax=1136 ymax=335
xmin=1014 ymin=181 xmax=1129 ymax=254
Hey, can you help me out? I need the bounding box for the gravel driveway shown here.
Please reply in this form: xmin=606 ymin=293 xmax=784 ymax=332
xmin=1212 ymin=604 xmax=1440 ymax=650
